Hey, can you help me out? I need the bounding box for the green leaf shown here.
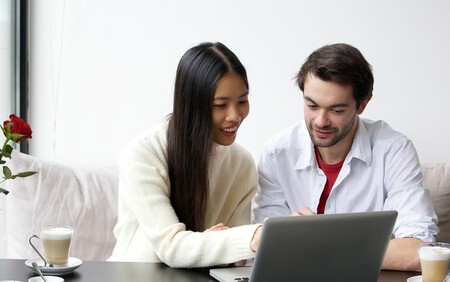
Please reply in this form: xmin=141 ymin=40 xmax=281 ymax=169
xmin=16 ymin=171 xmax=37 ymax=178
xmin=3 ymin=166 xmax=12 ymax=179
xmin=5 ymin=144 xmax=13 ymax=153
xmin=3 ymin=144 xmax=13 ymax=158
xmin=0 ymin=160 xmax=5 ymax=165
xmin=0 ymin=187 xmax=9 ymax=195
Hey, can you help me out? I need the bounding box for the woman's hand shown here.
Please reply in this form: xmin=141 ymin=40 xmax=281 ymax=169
xmin=204 ymin=223 xmax=229 ymax=232
xmin=250 ymin=225 xmax=263 ymax=252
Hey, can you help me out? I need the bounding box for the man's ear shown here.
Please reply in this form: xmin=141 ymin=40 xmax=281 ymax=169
xmin=357 ymin=96 xmax=372 ymax=115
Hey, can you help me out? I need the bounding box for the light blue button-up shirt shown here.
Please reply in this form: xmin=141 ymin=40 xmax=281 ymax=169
xmin=255 ymin=118 xmax=438 ymax=242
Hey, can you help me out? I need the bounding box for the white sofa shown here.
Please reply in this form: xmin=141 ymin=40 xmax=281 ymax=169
xmin=0 ymin=152 xmax=449 ymax=261
xmin=0 ymin=151 xmax=119 ymax=261
xmin=421 ymin=162 xmax=450 ymax=243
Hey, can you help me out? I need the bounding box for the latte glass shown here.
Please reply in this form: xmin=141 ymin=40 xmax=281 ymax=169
xmin=418 ymin=242 xmax=450 ymax=282
xmin=29 ymin=225 xmax=73 ymax=266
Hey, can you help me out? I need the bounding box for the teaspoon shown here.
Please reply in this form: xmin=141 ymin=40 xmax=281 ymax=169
xmin=32 ymin=261 xmax=47 ymax=282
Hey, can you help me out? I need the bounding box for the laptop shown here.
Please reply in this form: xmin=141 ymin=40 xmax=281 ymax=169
xmin=210 ymin=210 xmax=397 ymax=282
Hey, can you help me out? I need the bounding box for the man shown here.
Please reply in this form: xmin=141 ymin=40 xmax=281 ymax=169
xmin=254 ymin=43 xmax=438 ymax=271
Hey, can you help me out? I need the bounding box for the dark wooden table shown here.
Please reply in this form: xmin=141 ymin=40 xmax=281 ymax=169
xmin=0 ymin=259 xmax=419 ymax=281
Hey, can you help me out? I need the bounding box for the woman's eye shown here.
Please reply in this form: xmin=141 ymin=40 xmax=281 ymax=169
xmin=213 ymin=104 xmax=226 ymax=108
xmin=239 ymin=100 xmax=248 ymax=105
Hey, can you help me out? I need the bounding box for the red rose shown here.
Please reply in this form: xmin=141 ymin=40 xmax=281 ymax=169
xmin=3 ymin=114 xmax=33 ymax=142
xmin=1 ymin=114 xmax=36 ymax=195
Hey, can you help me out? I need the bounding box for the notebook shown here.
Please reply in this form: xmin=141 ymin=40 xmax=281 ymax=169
xmin=210 ymin=210 xmax=397 ymax=282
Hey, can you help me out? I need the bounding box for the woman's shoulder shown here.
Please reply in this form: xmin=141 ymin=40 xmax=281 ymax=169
xmin=229 ymin=142 xmax=252 ymax=157
xmin=120 ymin=122 xmax=168 ymax=164
xmin=216 ymin=142 xmax=255 ymax=168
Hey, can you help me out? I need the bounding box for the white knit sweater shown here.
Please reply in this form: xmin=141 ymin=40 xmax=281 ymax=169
xmin=109 ymin=123 xmax=260 ymax=267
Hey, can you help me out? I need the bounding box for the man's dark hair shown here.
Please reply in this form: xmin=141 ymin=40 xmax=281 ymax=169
xmin=296 ymin=43 xmax=374 ymax=108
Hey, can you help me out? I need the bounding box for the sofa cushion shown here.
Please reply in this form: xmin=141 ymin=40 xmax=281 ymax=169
xmin=2 ymin=151 xmax=119 ymax=261
xmin=421 ymin=163 xmax=450 ymax=243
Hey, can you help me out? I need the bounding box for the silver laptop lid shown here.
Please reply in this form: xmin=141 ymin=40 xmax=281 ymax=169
xmin=249 ymin=211 xmax=397 ymax=282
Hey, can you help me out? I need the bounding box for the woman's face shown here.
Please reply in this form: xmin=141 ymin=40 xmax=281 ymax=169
xmin=211 ymin=72 xmax=249 ymax=146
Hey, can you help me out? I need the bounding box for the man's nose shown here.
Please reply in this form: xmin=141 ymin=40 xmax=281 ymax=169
xmin=315 ymin=110 xmax=330 ymax=127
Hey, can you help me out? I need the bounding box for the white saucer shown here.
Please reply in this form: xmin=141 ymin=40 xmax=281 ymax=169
xmin=25 ymin=257 xmax=82 ymax=276
xmin=407 ymin=275 xmax=422 ymax=282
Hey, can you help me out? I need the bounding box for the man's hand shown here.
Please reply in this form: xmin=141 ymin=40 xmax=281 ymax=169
xmin=291 ymin=207 xmax=316 ymax=216
xmin=382 ymin=238 xmax=422 ymax=271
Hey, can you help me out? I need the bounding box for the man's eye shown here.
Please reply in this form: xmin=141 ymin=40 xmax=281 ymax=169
xmin=332 ymin=109 xmax=345 ymax=114
xmin=239 ymin=100 xmax=248 ymax=105
xmin=307 ymin=104 xmax=318 ymax=109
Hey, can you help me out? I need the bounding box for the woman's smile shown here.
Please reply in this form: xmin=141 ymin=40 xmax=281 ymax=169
xmin=220 ymin=125 xmax=238 ymax=137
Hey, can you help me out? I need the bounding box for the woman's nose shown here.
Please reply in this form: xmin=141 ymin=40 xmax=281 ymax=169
xmin=226 ymin=105 xmax=240 ymax=122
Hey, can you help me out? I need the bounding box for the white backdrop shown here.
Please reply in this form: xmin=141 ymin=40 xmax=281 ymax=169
xmin=28 ymin=0 xmax=450 ymax=168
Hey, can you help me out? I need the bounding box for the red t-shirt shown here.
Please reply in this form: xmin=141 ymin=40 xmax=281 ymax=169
xmin=315 ymin=147 xmax=344 ymax=214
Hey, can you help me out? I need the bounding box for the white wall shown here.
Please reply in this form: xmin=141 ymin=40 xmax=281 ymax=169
xmin=0 ymin=0 xmax=14 ymax=258
xmin=0 ymin=0 xmax=13 ymax=118
xmin=28 ymin=0 xmax=450 ymax=168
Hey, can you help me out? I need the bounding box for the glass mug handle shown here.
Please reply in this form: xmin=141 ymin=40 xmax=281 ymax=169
xmin=28 ymin=234 xmax=48 ymax=266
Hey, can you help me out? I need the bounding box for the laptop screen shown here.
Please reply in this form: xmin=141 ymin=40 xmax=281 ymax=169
xmin=211 ymin=211 xmax=397 ymax=282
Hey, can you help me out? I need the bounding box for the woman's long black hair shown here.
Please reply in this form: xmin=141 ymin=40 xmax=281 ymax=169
xmin=167 ymin=42 xmax=248 ymax=232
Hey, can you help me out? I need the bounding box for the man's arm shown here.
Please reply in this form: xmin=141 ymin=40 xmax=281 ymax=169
xmin=254 ymin=149 xmax=292 ymax=222
xmin=382 ymin=139 xmax=437 ymax=271
xmin=382 ymin=238 xmax=422 ymax=271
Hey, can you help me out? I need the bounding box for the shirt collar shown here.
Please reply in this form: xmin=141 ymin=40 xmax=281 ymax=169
xmin=294 ymin=127 xmax=317 ymax=170
xmin=348 ymin=118 xmax=372 ymax=166
xmin=294 ymin=118 xmax=372 ymax=170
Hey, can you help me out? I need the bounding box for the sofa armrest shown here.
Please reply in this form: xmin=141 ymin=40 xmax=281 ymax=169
xmin=2 ymin=151 xmax=119 ymax=261
xmin=421 ymin=162 xmax=450 ymax=243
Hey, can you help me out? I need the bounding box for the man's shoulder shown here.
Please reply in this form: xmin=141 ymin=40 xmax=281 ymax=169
xmin=263 ymin=122 xmax=309 ymax=152
xmin=361 ymin=119 xmax=410 ymax=144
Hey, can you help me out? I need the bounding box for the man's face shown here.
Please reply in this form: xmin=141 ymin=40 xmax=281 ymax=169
xmin=303 ymin=74 xmax=363 ymax=148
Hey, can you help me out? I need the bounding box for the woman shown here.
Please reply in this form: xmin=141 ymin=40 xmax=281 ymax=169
xmin=109 ymin=42 xmax=261 ymax=268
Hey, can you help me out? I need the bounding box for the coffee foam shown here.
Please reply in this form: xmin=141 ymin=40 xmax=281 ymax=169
xmin=419 ymin=246 xmax=450 ymax=261
xmin=41 ymin=226 xmax=73 ymax=240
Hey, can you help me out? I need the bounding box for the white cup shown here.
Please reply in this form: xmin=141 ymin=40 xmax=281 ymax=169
xmin=418 ymin=242 xmax=450 ymax=282
xmin=29 ymin=277 xmax=64 ymax=282
xmin=29 ymin=225 xmax=74 ymax=266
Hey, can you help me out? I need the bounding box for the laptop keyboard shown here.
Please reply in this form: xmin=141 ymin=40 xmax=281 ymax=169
xmin=234 ymin=277 xmax=249 ymax=281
